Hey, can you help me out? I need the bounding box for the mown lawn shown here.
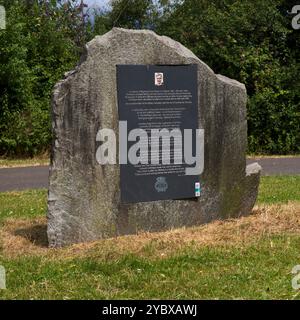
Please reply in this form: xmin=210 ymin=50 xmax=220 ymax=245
xmin=0 ymin=176 xmax=299 ymax=223
xmin=0 ymin=176 xmax=299 ymax=299
xmin=0 ymin=235 xmax=299 ymax=300
xmin=257 ymin=176 xmax=300 ymax=204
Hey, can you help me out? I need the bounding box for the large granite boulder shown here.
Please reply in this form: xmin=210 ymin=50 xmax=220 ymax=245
xmin=47 ymin=28 xmax=261 ymax=247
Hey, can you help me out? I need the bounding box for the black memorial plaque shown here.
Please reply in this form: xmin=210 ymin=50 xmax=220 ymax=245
xmin=117 ymin=64 xmax=199 ymax=203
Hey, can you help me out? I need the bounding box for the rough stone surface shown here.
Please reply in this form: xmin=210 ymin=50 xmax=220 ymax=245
xmin=47 ymin=28 xmax=261 ymax=247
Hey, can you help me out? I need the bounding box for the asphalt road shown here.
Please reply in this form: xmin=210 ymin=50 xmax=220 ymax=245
xmin=0 ymin=157 xmax=299 ymax=192
xmin=0 ymin=166 xmax=49 ymax=192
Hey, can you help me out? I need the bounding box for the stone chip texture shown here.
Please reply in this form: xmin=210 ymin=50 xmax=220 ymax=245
xmin=47 ymin=28 xmax=261 ymax=247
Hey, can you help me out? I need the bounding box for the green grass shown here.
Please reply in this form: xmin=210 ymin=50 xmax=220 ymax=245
xmin=257 ymin=176 xmax=300 ymax=204
xmin=0 ymin=176 xmax=299 ymax=299
xmin=0 ymin=189 xmax=47 ymax=223
xmin=0 ymin=235 xmax=299 ymax=299
xmin=0 ymin=176 xmax=299 ymax=223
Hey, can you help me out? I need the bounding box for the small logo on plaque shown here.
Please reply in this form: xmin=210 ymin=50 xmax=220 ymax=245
xmin=155 ymin=72 xmax=164 ymax=86
xmin=195 ymin=182 xmax=201 ymax=197
xmin=155 ymin=177 xmax=168 ymax=192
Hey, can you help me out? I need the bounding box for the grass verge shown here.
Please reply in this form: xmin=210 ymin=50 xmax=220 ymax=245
xmin=0 ymin=176 xmax=298 ymax=224
xmin=0 ymin=155 xmax=49 ymax=168
xmin=257 ymin=176 xmax=300 ymax=204
xmin=0 ymin=176 xmax=299 ymax=299
xmin=0 ymin=234 xmax=299 ymax=299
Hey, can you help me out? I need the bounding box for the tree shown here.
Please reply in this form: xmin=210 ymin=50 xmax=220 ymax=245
xmin=0 ymin=0 xmax=89 ymax=156
xmin=157 ymin=0 xmax=300 ymax=153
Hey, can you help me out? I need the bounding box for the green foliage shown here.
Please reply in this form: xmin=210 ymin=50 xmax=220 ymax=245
xmin=155 ymin=0 xmax=300 ymax=154
xmin=92 ymin=0 xmax=161 ymax=33
xmin=109 ymin=0 xmax=159 ymax=29
xmin=0 ymin=0 xmax=86 ymax=156
xmin=0 ymin=0 xmax=299 ymax=155
xmin=103 ymin=0 xmax=299 ymax=154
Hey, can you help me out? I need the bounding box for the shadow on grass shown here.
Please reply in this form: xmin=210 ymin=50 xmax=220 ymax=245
xmin=14 ymin=224 xmax=48 ymax=247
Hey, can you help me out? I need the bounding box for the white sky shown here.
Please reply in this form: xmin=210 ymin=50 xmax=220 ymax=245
xmin=84 ymin=0 xmax=110 ymax=8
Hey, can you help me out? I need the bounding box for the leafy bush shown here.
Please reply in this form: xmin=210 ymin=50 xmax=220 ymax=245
xmin=0 ymin=0 xmax=85 ymax=156
xmin=107 ymin=0 xmax=299 ymax=154
xmin=155 ymin=0 xmax=300 ymax=154
xmin=0 ymin=0 xmax=299 ymax=156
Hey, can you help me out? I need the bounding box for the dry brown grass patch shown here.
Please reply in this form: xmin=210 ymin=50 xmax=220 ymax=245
xmin=0 ymin=202 xmax=299 ymax=260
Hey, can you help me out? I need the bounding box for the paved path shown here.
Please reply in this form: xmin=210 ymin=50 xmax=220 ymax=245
xmin=247 ymin=157 xmax=300 ymax=176
xmin=0 ymin=166 xmax=49 ymax=192
xmin=0 ymin=157 xmax=299 ymax=192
